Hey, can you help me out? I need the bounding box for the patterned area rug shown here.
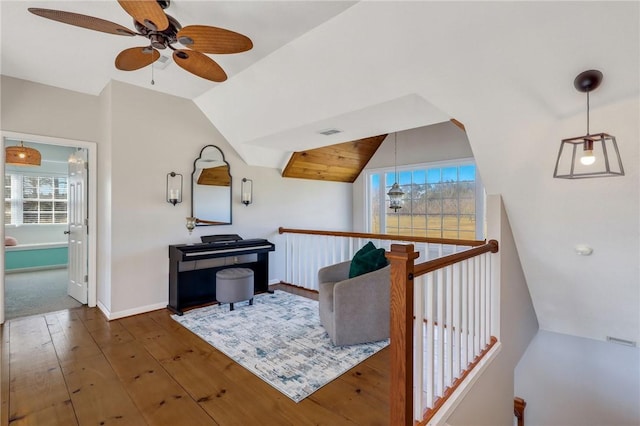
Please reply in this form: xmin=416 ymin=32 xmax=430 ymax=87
xmin=172 ymin=290 xmax=389 ymax=402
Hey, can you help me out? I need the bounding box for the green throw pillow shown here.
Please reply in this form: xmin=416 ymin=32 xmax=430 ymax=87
xmin=349 ymin=244 xmax=388 ymax=278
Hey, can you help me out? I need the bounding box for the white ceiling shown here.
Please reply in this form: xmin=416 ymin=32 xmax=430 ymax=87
xmin=1 ymin=1 xmax=356 ymax=99
xmin=2 ymin=1 xmax=639 ymax=345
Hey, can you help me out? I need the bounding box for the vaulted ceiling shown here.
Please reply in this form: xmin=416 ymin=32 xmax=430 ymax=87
xmin=2 ymin=1 xmax=638 ymax=344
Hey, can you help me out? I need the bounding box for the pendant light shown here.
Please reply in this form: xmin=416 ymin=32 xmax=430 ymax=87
xmin=5 ymin=141 xmax=41 ymax=166
xmin=387 ymin=132 xmax=403 ymax=211
xmin=553 ymin=70 xmax=624 ymax=179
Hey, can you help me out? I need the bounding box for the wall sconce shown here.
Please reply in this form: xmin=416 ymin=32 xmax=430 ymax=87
xmin=5 ymin=141 xmax=41 ymax=166
xmin=166 ymin=172 xmax=183 ymax=205
xmin=241 ymin=178 xmax=253 ymax=206
xmin=553 ymin=70 xmax=624 ymax=179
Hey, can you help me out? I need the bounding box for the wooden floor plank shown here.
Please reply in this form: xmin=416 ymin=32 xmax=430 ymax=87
xmin=148 ymin=309 xmax=376 ymax=425
xmin=7 ymin=402 xmax=78 ymax=426
xmin=101 ymin=340 xmax=218 ymax=426
xmin=45 ymin=311 xmax=102 ymax=363
xmin=126 ymin=312 xmax=359 ymax=425
xmin=60 ymin=353 xmax=147 ymax=425
xmin=7 ymin=317 xmax=77 ymax=425
xmin=3 ymin=287 xmax=390 ymax=426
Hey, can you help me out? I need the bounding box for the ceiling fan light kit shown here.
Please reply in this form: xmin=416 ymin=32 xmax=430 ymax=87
xmin=28 ymin=0 xmax=253 ymax=83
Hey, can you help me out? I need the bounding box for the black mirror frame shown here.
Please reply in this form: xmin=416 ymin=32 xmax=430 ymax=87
xmin=191 ymin=144 xmax=232 ymax=226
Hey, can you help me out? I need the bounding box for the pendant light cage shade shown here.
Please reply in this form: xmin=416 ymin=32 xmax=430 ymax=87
xmin=6 ymin=142 xmax=41 ymax=166
xmin=554 ymin=69 xmax=624 ymax=179
xmin=553 ymin=133 xmax=624 ymax=179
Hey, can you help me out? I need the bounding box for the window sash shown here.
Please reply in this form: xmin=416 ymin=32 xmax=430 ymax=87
xmin=366 ymin=158 xmax=484 ymax=240
xmin=4 ymin=174 xmax=68 ymax=225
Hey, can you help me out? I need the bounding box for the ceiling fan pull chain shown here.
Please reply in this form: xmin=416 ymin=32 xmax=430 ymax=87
xmin=151 ymin=59 xmax=155 ymax=85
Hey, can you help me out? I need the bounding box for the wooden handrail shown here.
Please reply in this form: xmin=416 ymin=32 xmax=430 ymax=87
xmin=414 ymin=239 xmax=499 ymax=277
xmin=278 ymin=227 xmax=486 ymax=247
xmin=514 ymin=397 xmax=526 ymax=426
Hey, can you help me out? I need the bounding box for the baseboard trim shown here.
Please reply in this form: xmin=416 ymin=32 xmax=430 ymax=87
xmin=97 ymin=301 xmax=167 ymax=321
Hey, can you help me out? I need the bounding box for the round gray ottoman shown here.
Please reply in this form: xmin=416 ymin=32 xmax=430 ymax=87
xmin=216 ymin=267 xmax=254 ymax=311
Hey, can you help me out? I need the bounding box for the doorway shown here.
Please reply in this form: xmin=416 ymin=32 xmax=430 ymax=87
xmin=0 ymin=132 xmax=97 ymax=323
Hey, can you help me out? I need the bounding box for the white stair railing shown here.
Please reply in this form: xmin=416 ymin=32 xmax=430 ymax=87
xmin=413 ymin=250 xmax=496 ymax=421
xmin=387 ymin=241 xmax=499 ymax=425
xmin=278 ymin=227 xmax=481 ymax=291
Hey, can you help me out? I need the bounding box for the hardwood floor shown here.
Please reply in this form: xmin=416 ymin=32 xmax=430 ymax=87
xmin=1 ymin=290 xmax=389 ymax=425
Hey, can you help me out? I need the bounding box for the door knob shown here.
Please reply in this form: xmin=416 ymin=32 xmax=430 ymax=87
xmin=64 ymin=230 xmax=70 ymax=235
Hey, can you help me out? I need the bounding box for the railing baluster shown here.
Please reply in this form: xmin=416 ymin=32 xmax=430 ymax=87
xmin=426 ymin=271 xmax=435 ymax=410
xmin=468 ymin=256 xmax=475 ymax=362
xmin=446 ymin=264 xmax=454 ymax=387
xmin=474 ymin=256 xmax=481 ymax=356
xmin=461 ymin=259 xmax=468 ymax=368
xmin=485 ymin=253 xmax=490 ymax=346
xmin=480 ymin=254 xmax=484 ymax=347
xmin=414 ymin=274 xmax=425 ymax=420
xmin=436 ymin=267 xmax=445 ymax=397
xmin=453 ymin=261 xmax=461 ymax=377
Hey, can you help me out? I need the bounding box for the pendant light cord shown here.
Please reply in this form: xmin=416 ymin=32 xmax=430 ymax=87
xmin=586 ymin=90 xmax=590 ymax=135
xmin=394 ymin=133 xmax=398 ymax=182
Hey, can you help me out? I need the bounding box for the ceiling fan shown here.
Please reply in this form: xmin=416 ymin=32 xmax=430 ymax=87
xmin=28 ymin=0 xmax=253 ymax=82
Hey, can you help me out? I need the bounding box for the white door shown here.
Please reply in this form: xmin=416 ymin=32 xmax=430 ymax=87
xmin=67 ymin=149 xmax=88 ymax=304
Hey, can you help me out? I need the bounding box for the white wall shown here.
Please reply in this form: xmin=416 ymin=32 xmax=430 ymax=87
xmin=446 ymin=195 xmax=539 ymax=425
xmin=103 ymin=80 xmax=352 ymax=318
xmin=352 ymin=120 xmax=473 ymax=231
xmin=1 ymin=76 xmax=352 ymax=319
xmin=0 ymin=76 xmax=100 ymax=141
xmin=515 ymin=330 xmax=640 ymax=426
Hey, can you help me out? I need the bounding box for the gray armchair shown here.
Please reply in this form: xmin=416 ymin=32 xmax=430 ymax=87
xmin=318 ymin=260 xmax=390 ymax=346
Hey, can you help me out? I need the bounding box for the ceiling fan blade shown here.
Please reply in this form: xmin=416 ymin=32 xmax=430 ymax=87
xmin=115 ymin=47 xmax=160 ymax=71
xmin=117 ymin=0 xmax=169 ymax=31
xmin=172 ymin=49 xmax=227 ymax=82
xmin=28 ymin=8 xmax=136 ymax=36
xmin=177 ymin=25 xmax=253 ymax=54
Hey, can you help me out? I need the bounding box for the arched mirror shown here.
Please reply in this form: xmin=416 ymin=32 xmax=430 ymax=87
xmin=191 ymin=145 xmax=232 ymax=225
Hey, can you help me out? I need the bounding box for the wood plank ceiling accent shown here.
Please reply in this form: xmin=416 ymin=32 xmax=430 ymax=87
xmin=450 ymin=118 xmax=466 ymax=132
xmin=197 ymin=165 xmax=231 ymax=186
xmin=282 ymin=134 xmax=387 ymax=182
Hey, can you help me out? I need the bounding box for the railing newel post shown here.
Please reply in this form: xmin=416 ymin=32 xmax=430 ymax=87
xmin=386 ymin=243 xmax=419 ymax=426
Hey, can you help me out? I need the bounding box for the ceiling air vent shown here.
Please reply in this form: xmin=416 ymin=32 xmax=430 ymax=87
xmin=606 ymin=336 xmax=637 ymax=347
xmin=318 ymin=128 xmax=342 ymax=136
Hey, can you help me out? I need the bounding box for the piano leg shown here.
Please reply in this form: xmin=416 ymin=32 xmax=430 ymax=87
xmin=166 ymin=305 xmax=184 ymax=316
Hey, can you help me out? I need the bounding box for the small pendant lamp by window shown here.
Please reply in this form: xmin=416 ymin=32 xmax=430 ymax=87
xmin=387 ymin=132 xmax=404 ymax=211
xmin=6 ymin=141 xmax=41 ymax=166
xmin=553 ymin=70 xmax=624 ymax=179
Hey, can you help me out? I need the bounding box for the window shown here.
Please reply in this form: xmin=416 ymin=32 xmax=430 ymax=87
xmin=5 ymin=174 xmax=68 ymax=224
xmin=366 ymin=159 xmax=483 ymax=240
